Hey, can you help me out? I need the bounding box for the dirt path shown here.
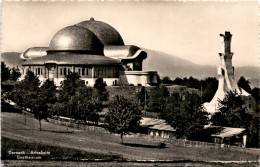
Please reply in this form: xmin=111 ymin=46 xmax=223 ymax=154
xmin=1 ymin=112 xmax=258 ymax=161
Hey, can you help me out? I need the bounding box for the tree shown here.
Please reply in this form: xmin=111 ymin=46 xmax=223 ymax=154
xmin=10 ymin=66 xmax=21 ymax=81
xmin=68 ymin=86 xmax=101 ymax=126
xmin=1 ymin=61 xmax=10 ymax=82
xmin=59 ymin=72 xmax=84 ymax=103
xmin=247 ymin=115 xmax=259 ymax=148
xmin=162 ymin=91 xmax=209 ymax=139
xmin=41 ymin=79 xmax=57 ymax=104
xmin=251 ymin=87 xmax=260 ymax=104
xmin=137 ymin=86 xmax=148 ymax=110
xmin=172 ymin=77 xmax=183 ymax=85
xmin=237 ymin=76 xmax=251 ymax=94
xmin=105 ymin=95 xmax=142 ymax=144
xmin=12 ymin=71 xmax=51 ymax=130
xmin=94 ymin=77 xmax=109 ymax=102
xmin=161 ymin=76 xmax=172 ymax=84
xmin=148 ymin=86 xmax=170 ymax=113
xmin=211 ymin=90 xmax=253 ymax=129
xmin=201 ymin=77 xmax=218 ymax=103
xmin=187 ymin=76 xmax=200 ymax=89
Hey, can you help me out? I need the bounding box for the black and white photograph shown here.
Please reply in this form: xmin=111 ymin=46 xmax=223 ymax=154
xmin=1 ymin=1 xmax=259 ymax=166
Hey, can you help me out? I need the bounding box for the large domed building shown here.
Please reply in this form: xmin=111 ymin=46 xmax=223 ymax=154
xmin=20 ymin=18 xmax=158 ymax=86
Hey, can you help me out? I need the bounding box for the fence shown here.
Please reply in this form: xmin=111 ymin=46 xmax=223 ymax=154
xmin=47 ymin=116 xmax=260 ymax=156
xmin=145 ymin=135 xmax=260 ymax=155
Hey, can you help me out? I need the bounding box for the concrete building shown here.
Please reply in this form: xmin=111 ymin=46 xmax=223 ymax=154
xmin=19 ymin=18 xmax=158 ymax=86
xmin=204 ymin=32 xmax=253 ymax=114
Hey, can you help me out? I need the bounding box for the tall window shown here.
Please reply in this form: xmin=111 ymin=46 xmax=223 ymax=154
xmin=82 ymin=67 xmax=85 ymax=75
xmin=60 ymin=69 xmax=62 ymax=75
xmin=68 ymin=69 xmax=71 ymax=74
xmin=78 ymin=69 xmax=81 ymax=75
xmin=40 ymin=69 xmax=43 ymax=75
xmin=64 ymin=68 xmax=67 ymax=76
xmin=86 ymin=69 xmax=88 ymax=75
xmin=38 ymin=68 xmax=40 ymax=75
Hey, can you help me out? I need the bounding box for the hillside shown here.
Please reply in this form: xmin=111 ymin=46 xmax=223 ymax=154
xmin=2 ymin=111 xmax=258 ymax=163
xmin=1 ymin=52 xmax=23 ymax=68
xmin=142 ymin=49 xmax=259 ymax=87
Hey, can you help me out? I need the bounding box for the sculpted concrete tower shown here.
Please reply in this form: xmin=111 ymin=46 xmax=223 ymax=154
xmin=204 ymin=32 xmax=250 ymax=114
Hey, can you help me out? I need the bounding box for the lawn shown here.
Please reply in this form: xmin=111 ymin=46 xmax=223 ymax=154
xmin=1 ymin=111 xmax=259 ymax=163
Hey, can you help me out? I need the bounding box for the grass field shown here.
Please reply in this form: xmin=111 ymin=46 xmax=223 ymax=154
xmin=1 ymin=111 xmax=259 ymax=166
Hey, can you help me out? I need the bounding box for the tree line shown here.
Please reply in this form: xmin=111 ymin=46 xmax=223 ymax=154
xmin=1 ymin=61 xmax=259 ymax=147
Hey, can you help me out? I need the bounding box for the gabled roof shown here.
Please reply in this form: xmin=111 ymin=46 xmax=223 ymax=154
xmin=205 ymin=125 xmax=245 ymax=138
xmin=22 ymin=53 xmax=122 ymax=66
xmin=140 ymin=117 xmax=176 ymax=132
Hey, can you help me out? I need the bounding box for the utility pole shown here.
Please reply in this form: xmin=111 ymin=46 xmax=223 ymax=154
xmin=78 ymin=101 xmax=79 ymax=130
xmin=144 ymin=82 xmax=147 ymax=116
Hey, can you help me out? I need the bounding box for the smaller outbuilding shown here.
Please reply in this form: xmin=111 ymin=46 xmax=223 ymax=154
xmin=204 ymin=125 xmax=247 ymax=147
xmin=140 ymin=117 xmax=176 ymax=138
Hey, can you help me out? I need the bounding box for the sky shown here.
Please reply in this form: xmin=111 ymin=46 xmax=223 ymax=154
xmin=1 ymin=1 xmax=258 ymax=67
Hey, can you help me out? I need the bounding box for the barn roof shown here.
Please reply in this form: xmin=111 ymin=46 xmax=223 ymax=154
xmin=140 ymin=117 xmax=176 ymax=132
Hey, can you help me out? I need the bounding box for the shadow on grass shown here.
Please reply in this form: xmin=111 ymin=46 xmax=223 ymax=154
xmin=42 ymin=129 xmax=74 ymax=134
xmin=1 ymin=101 xmax=22 ymax=113
xmin=123 ymin=143 xmax=166 ymax=149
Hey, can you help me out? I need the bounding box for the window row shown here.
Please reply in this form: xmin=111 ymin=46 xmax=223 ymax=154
xmin=60 ymin=68 xmax=89 ymax=76
xmin=24 ymin=68 xmax=43 ymax=75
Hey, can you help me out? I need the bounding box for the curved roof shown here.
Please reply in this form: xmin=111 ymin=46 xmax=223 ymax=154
xmin=77 ymin=18 xmax=124 ymax=46
xmin=104 ymin=45 xmax=147 ymax=60
xmin=22 ymin=53 xmax=121 ymax=66
xmin=21 ymin=47 xmax=48 ymax=59
xmin=48 ymin=25 xmax=103 ymax=54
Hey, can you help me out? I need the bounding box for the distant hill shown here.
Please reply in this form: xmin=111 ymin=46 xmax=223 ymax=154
xmin=1 ymin=50 xmax=258 ymax=87
xmin=1 ymin=52 xmax=24 ymax=68
xmin=143 ymin=49 xmax=259 ymax=87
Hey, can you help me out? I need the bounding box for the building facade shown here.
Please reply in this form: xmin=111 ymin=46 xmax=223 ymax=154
xmin=20 ymin=18 xmax=158 ymax=86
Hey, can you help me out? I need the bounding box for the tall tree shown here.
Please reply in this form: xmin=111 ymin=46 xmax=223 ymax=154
xmin=59 ymin=72 xmax=84 ymax=103
xmin=94 ymin=77 xmax=109 ymax=102
xmin=161 ymin=76 xmax=172 ymax=84
xmin=201 ymin=77 xmax=218 ymax=103
xmin=1 ymin=61 xmax=10 ymax=82
xmin=12 ymin=71 xmax=48 ymax=130
xmin=251 ymin=87 xmax=260 ymax=104
xmin=237 ymin=76 xmax=251 ymax=93
xmin=137 ymin=86 xmax=148 ymax=110
xmin=105 ymin=95 xmax=142 ymax=144
xmin=162 ymin=91 xmax=208 ymax=139
xmin=247 ymin=115 xmax=259 ymax=148
xmin=148 ymin=86 xmax=170 ymax=113
xmin=68 ymin=86 xmax=101 ymax=125
xmin=211 ymin=90 xmax=252 ymax=129
xmin=10 ymin=66 xmax=21 ymax=81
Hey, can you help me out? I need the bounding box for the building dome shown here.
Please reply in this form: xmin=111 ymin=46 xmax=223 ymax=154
xmin=77 ymin=18 xmax=124 ymax=46
xmin=48 ymin=25 xmax=103 ymax=54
